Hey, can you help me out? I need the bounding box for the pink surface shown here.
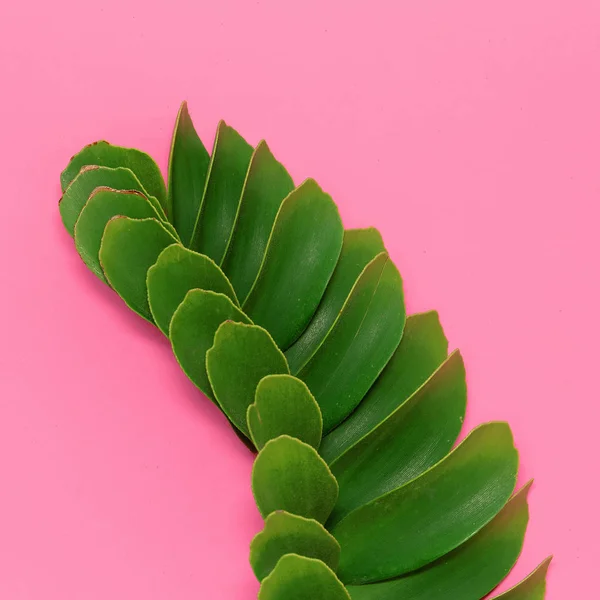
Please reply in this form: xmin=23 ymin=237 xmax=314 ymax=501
xmin=0 ymin=1 xmax=597 ymax=598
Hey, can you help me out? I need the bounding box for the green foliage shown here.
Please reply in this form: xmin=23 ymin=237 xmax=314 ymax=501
xmin=242 ymin=178 xmax=344 ymax=348
xmin=285 ymin=228 xmax=386 ymax=373
xmin=491 ymin=558 xmax=552 ymax=600
xmin=247 ymin=375 xmax=322 ymax=450
xmin=99 ymin=217 xmax=177 ymax=320
xmin=188 ymin=120 xmax=253 ymax=260
xmin=332 ymin=422 xmax=519 ymax=583
xmin=207 ymin=322 xmax=289 ymax=437
xmin=60 ymin=166 xmax=162 ymax=235
xmin=320 ymin=310 xmax=449 ymax=462
xmin=58 ymin=101 xmax=551 ymax=599
xmin=295 ymin=252 xmax=405 ymax=432
xmin=345 ymin=483 xmax=534 ymax=600
xmin=168 ymin=101 xmax=210 ymax=245
xmin=327 ymin=350 xmax=466 ymax=524
xmin=252 ymin=435 xmax=339 ymax=523
xmin=259 ymin=554 xmax=350 ymax=600
xmin=75 ymin=189 xmax=168 ymax=282
xmin=170 ymin=290 xmax=250 ymax=399
xmin=250 ymin=511 xmax=340 ymax=581
xmin=221 ymin=141 xmax=294 ymax=304
xmin=147 ymin=244 xmax=238 ymax=336
xmin=61 ymin=140 xmax=168 ymax=215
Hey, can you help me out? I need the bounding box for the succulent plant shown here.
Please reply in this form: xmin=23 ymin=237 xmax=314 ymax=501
xmin=58 ymin=101 xmax=551 ymax=599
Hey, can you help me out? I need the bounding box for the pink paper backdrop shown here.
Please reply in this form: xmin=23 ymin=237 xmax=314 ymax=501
xmin=0 ymin=1 xmax=597 ymax=598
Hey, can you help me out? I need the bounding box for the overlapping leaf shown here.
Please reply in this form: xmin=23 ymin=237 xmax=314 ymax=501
xmin=61 ymin=140 xmax=168 ymax=215
xmin=296 ymin=252 xmax=405 ymax=432
xmin=252 ymin=435 xmax=339 ymax=523
xmin=242 ymin=179 xmax=344 ymax=348
xmin=320 ymin=310 xmax=449 ymax=462
xmin=285 ymin=228 xmax=386 ymax=373
xmin=170 ymin=290 xmax=250 ymax=399
xmin=332 ymin=422 xmax=519 ymax=584
xmin=221 ymin=141 xmax=295 ymax=303
xmin=247 ymin=375 xmax=322 ymax=450
xmin=250 ymin=511 xmax=340 ymax=581
xmin=327 ymin=350 xmax=466 ymax=525
xmin=189 ymin=121 xmax=253 ymax=261
xmin=168 ymin=101 xmax=210 ymax=245
xmin=491 ymin=558 xmax=552 ymax=600
xmin=60 ymin=166 xmax=164 ymax=235
xmin=259 ymin=555 xmax=350 ymax=600
xmin=147 ymin=244 xmax=238 ymax=336
xmin=99 ymin=217 xmax=177 ymax=320
xmin=207 ymin=322 xmax=289 ymax=437
xmin=75 ymin=188 xmax=169 ymax=282
xmin=346 ymin=483 xmax=533 ymax=599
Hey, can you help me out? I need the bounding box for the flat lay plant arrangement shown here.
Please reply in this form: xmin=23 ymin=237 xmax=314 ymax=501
xmin=59 ymin=102 xmax=551 ymax=599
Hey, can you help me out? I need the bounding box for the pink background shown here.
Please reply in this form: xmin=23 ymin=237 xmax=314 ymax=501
xmin=0 ymin=1 xmax=597 ymax=598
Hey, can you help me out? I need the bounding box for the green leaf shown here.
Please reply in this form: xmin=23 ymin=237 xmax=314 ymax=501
xmin=491 ymin=557 xmax=552 ymax=600
xmin=60 ymin=166 xmax=165 ymax=236
xmin=168 ymin=101 xmax=210 ymax=245
xmin=327 ymin=350 xmax=466 ymax=526
xmin=320 ymin=310 xmax=449 ymax=463
xmin=189 ymin=121 xmax=253 ymax=262
xmin=61 ymin=141 xmax=168 ymax=216
xmin=346 ymin=483 xmax=532 ymax=600
xmin=332 ymin=422 xmax=519 ymax=584
xmin=247 ymin=374 xmax=322 ymax=450
xmin=206 ymin=322 xmax=289 ymax=437
xmin=252 ymin=435 xmax=339 ymax=523
xmin=285 ymin=228 xmax=386 ymax=373
xmin=250 ymin=511 xmax=341 ymax=581
xmin=147 ymin=244 xmax=238 ymax=336
xmin=259 ymin=555 xmax=350 ymax=600
xmin=297 ymin=254 xmax=405 ymax=432
xmin=74 ymin=188 xmax=168 ymax=282
xmin=170 ymin=290 xmax=251 ymax=399
xmin=99 ymin=217 xmax=178 ymax=321
xmin=221 ymin=141 xmax=295 ymax=303
xmin=243 ymin=178 xmax=344 ymax=349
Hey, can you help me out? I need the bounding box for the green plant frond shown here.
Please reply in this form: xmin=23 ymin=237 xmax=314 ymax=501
xmin=58 ymin=104 xmax=550 ymax=598
xmin=250 ymin=511 xmax=340 ymax=581
xmin=61 ymin=140 xmax=168 ymax=215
